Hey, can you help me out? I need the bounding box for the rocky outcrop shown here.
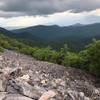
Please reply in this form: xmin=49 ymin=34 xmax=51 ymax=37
xmin=0 ymin=50 xmax=100 ymax=100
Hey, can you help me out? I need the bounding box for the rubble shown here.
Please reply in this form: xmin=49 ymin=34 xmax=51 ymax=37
xmin=0 ymin=50 xmax=99 ymax=100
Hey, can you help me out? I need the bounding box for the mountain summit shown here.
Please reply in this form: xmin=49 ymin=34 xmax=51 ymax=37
xmin=72 ymin=23 xmax=84 ymax=27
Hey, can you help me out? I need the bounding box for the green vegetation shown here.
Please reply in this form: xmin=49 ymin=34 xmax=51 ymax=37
xmin=0 ymin=47 xmax=4 ymax=52
xmin=79 ymin=40 xmax=100 ymax=76
xmin=0 ymin=33 xmax=100 ymax=77
xmin=11 ymin=23 xmax=100 ymax=51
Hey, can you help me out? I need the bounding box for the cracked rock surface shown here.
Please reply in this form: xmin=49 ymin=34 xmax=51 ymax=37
xmin=0 ymin=50 xmax=100 ymax=100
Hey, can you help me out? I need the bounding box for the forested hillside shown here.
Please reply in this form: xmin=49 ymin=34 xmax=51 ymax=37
xmin=0 ymin=33 xmax=100 ymax=77
xmin=11 ymin=23 xmax=100 ymax=51
xmin=1 ymin=23 xmax=100 ymax=51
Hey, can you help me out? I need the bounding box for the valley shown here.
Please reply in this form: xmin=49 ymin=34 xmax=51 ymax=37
xmin=1 ymin=23 xmax=100 ymax=51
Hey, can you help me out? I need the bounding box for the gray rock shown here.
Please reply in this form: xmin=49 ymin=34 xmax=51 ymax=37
xmin=9 ymin=68 xmax=22 ymax=78
xmin=0 ymin=56 xmax=3 ymax=61
xmin=64 ymin=89 xmax=91 ymax=100
xmin=8 ymin=79 xmax=42 ymax=99
xmin=4 ymin=94 xmax=33 ymax=100
xmin=6 ymin=85 xmax=19 ymax=93
xmin=0 ymin=79 xmax=6 ymax=92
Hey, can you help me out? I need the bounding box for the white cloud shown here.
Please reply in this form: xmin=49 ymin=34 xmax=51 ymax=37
xmin=0 ymin=9 xmax=100 ymax=29
xmin=87 ymin=9 xmax=100 ymax=16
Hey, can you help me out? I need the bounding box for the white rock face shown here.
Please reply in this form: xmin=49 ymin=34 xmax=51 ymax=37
xmin=0 ymin=80 xmax=6 ymax=92
xmin=17 ymin=74 xmax=30 ymax=82
xmin=0 ymin=56 xmax=3 ymax=61
xmin=0 ymin=80 xmax=4 ymax=92
xmin=39 ymin=90 xmax=57 ymax=100
xmin=0 ymin=92 xmax=6 ymax=100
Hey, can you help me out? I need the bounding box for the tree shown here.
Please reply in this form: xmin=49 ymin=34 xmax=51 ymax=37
xmin=62 ymin=52 xmax=81 ymax=68
xmin=0 ymin=46 xmax=4 ymax=52
xmin=80 ymin=40 xmax=100 ymax=76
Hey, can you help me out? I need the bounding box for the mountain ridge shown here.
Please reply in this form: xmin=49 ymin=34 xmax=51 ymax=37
xmin=12 ymin=23 xmax=100 ymax=50
xmin=0 ymin=23 xmax=100 ymax=51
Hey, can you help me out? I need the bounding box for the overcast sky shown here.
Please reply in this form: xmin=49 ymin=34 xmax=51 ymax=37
xmin=0 ymin=0 xmax=100 ymax=29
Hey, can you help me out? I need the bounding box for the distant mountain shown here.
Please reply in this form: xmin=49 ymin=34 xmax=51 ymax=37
xmin=72 ymin=23 xmax=84 ymax=27
xmin=0 ymin=27 xmax=11 ymax=35
xmin=11 ymin=23 xmax=100 ymax=50
xmin=0 ymin=23 xmax=100 ymax=51
xmin=12 ymin=23 xmax=100 ymax=39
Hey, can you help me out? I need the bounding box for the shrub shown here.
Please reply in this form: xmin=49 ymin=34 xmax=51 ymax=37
xmin=82 ymin=40 xmax=100 ymax=76
xmin=62 ymin=52 xmax=81 ymax=68
xmin=0 ymin=46 xmax=4 ymax=52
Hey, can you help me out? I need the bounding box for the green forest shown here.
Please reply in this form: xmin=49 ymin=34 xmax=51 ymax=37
xmin=0 ymin=33 xmax=100 ymax=77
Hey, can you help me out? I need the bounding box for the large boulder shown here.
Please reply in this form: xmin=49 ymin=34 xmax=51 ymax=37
xmin=8 ymin=79 xmax=42 ymax=99
xmin=0 ymin=79 xmax=6 ymax=92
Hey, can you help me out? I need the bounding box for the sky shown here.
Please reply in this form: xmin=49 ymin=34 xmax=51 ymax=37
xmin=0 ymin=0 xmax=100 ymax=29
